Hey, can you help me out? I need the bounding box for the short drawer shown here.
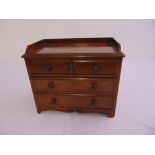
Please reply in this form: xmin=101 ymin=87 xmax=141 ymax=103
xmin=73 ymin=60 xmax=117 ymax=76
xmin=35 ymin=94 xmax=114 ymax=109
xmin=27 ymin=60 xmax=70 ymax=75
xmin=32 ymin=78 xmax=115 ymax=93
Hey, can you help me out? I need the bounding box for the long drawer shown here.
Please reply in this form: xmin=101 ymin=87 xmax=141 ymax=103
xmin=32 ymin=78 xmax=116 ymax=93
xmin=35 ymin=93 xmax=114 ymax=109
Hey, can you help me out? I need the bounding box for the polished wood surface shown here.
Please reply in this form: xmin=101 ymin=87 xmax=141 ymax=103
xmin=22 ymin=38 xmax=124 ymax=59
xmin=32 ymin=78 xmax=115 ymax=93
xmin=27 ymin=60 xmax=70 ymax=74
xmin=22 ymin=38 xmax=125 ymax=117
xmin=37 ymin=46 xmax=115 ymax=54
xmin=73 ymin=60 xmax=117 ymax=76
xmin=36 ymin=93 xmax=114 ymax=109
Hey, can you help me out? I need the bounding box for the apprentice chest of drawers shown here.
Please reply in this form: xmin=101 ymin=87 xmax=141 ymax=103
xmin=22 ymin=38 xmax=125 ymax=117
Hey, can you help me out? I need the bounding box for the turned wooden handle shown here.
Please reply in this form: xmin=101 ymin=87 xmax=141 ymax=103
xmin=45 ymin=64 xmax=52 ymax=71
xmin=91 ymin=82 xmax=97 ymax=90
xmin=92 ymin=64 xmax=99 ymax=73
xmin=48 ymin=82 xmax=55 ymax=90
xmin=91 ymin=99 xmax=96 ymax=107
xmin=51 ymin=97 xmax=57 ymax=104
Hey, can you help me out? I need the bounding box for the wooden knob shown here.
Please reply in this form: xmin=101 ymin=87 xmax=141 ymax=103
xmin=48 ymin=82 xmax=55 ymax=90
xmin=76 ymin=109 xmax=82 ymax=113
xmin=91 ymin=82 xmax=97 ymax=90
xmin=92 ymin=64 xmax=99 ymax=74
xmin=45 ymin=64 xmax=52 ymax=71
xmin=91 ymin=99 xmax=96 ymax=107
xmin=51 ymin=97 xmax=57 ymax=104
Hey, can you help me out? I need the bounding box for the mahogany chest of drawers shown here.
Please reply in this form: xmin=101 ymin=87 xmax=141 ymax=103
xmin=22 ymin=38 xmax=125 ymax=117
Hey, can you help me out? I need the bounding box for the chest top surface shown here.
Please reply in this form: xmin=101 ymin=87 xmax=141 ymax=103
xmin=22 ymin=37 xmax=125 ymax=59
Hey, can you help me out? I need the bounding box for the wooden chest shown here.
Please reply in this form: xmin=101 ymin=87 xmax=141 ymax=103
xmin=22 ymin=38 xmax=125 ymax=117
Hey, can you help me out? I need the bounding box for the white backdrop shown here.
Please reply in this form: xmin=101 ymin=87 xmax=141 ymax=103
xmin=0 ymin=19 xmax=155 ymax=59
xmin=0 ymin=20 xmax=155 ymax=134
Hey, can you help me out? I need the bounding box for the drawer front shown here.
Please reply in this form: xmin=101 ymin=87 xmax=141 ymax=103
xmin=32 ymin=78 xmax=115 ymax=93
xmin=35 ymin=94 xmax=114 ymax=109
xmin=27 ymin=60 xmax=70 ymax=74
xmin=73 ymin=60 xmax=117 ymax=76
